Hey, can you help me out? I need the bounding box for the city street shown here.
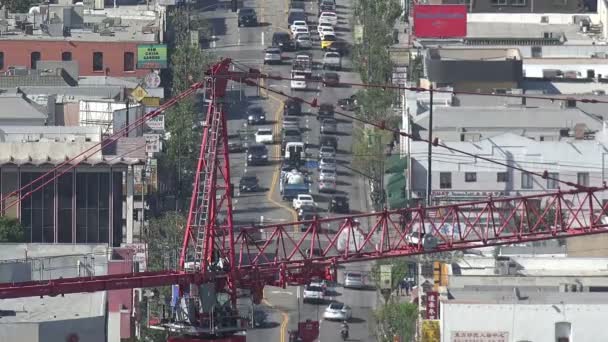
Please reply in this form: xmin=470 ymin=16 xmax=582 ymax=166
xmin=196 ymin=0 xmax=378 ymax=340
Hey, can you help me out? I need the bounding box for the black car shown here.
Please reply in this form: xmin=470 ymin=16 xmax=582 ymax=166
xmin=338 ymin=95 xmax=358 ymax=111
xmin=228 ymin=140 xmax=245 ymax=153
xmin=320 ymin=135 xmax=338 ymax=150
xmin=329 ymin=196 xmax=349 ymax=213
xmin=247 ymin=107 xmax=266 ymax=125
xmin=322 ymin=72 xmax=340 ymax=87
xmin=272 ymin=32 xmax=296 ymax=51
xmin=238 ymin=8 xmax=258 ymax=27
xmin=239 ymin=174 xmax=260 ymax=192
xmin=318 ymin=103 xmax=335 ymax=121
xmin=328 ymin=42 xmax=350 ymax=56
xmin=288 ymin=10 xmax=306 ymax=27
xmin=246 ymin=144 xmax=268 ymax=166
xmin=284 ymin=99 xmax=302 ymax=116
xmin=290 ymin=0 xmax=306 ymax=10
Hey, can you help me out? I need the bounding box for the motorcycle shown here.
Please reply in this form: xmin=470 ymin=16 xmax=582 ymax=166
xmin=340 ymin=328 xmax=349 ymax=340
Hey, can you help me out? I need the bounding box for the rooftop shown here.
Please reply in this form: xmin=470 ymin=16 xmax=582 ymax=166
xmin=0 ymin=4 xmax=159 ymax=42
xmin=447 ymin=288 xmax=608 ymax=304
xmin=466 ymin=22 xmax=597 ymax=45
xmin=427 ymin=48 xmax=522 ymax=61
xmin=0 ymin=292 xmax=106 ymax=323
xmin=0 ymin=93 xmax=47 ymax=120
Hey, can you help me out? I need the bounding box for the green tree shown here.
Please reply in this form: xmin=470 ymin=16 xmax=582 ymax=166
xmin=0 ymin=217 xmax=24 ymax=242
xmin=371 ymin=258 xmax=414 ymax=291
xmin=0 ymin=0 xmax=40 ymax=13
xmin=374 ymin=300 xmax=418 ymax=342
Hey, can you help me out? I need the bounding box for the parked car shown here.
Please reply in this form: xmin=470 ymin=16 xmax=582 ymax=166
xmin=323 ymin=302 xmax=352 ymax=321
xmin=247 ymin=107 xmax=266 ymax=125
xmin=303 ymin=284 xmax=326 ymax=303
xmin=318 ymin=103 xmax=335 ymax=121
xmin=344 ymin=272 xmax=365 ymax=289
xmin=239 ymin=174 xmax=260 ymax=192
xmin=318 ymin=146 xmax=336 ymax=159
xmin=318 ymin=180 xmax=336 ymax=193
xmin=272 ymin=32 xmax=296 ymax=51
xmin=320 ymin=118 xmax=338 ymax=134
xmin=246 ymin=144 xmax=269 ymax=166
xmin=255 ymin=128 xmax=274 ymax=144
xmin=284 ymin=99 xmax=302 ymax=116
xmin=329 ymin=195 xmax=349 ymax=213
xmin=263 ymin=47 xmax=282 ymax=65
xmin=322 ymin=72 xmax=340 ymax=87
xmin=238 ymin=8 xmax=258 ymax=27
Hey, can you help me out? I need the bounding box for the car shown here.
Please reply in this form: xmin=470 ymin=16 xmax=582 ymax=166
xmin=319 ymin=11 xmax=338 ymax=26
xmin=288 ymin=9 xmax=307 ymax=27
xmin=303 ymin=285 xmax=326 ymax=303
xmin=228 ymin=140 xmax=245 ymax=153
xmin=320 ymin=118 xmax=338 ymax=134
xmin=319 ymin=168 xmax=337 ymax=182
xmin=323 ymin=302 xmax=352 ymax=321
xmin=292 ymin=27 xmax=309 ymax=37
xmin=283 ymin=116 xmax=300 ymax=130
xmin=239 ymin=174 xmax=260 ymax=192
xmin=344 ymin=272 xmax=365 ymax=289
xmin=329 ymin=195 xmax=349 ymax=213
xmin=298 ymin=204 xmax=317 ymax=218
xmin=318 ymin=146 xmax=336 ymax=159
xmin=321 ymin=34 xmax=336 ymax=50
xmin=318 ymin=103 xmax=335 ymax=120
xmin=246 ymin=144 xmax=269 ymax=166
xmin=319 ymin=157 xmax=337 ymax=171
xmin=293 ymin=194 xmax=315 ymax=209
xmin=238 ymin=8 xmax=258 ymax=27
xmin=318 ymin=180 xmax=336 ymax=193
xmin=318 ymin=26 xmax=335 ymax=40
xmin=282 ymin=128 xmax=302 ymax=142
xmin=272 ymin=32 xmax=296 ymax=51
xmin=290 ymin=0 xmax=306 ymax=10
xmin=327 ymin=41 xmax=350 ymax=56
xmin=291 ymin=74 xmax=307 ymax=90
xmin=255 ymin=128 xmax=273 ymax=144
xmin=290 ymin=20 xmax=308 ymax=33
xmin=320 ymin=135 xmax=338 ymax=149
xmin=322 ymin=52 xmax=341 ymax=70
xmin=263 ymin=47 xmax=282 ymax=65
xmin=295 ymin=33 xmax=312 ymax=49
xmin=247 ymin=107 xmax=266 ymax=125
xmin=319 ymin=2 xmax=335 ymax=14
xmin=338 ymin=95 xmax=358 ymax=111
xmin=317 ymin=22 xmax=333 ymax=34
xmin=284 ymin=99 xmax=302 ymax=116
xmin=322 ymin=72 xmax=340 ymax=87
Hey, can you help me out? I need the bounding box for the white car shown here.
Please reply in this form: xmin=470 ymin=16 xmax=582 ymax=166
xmin=317 ymin=22 xmax=333 ymax=35
xmin=323 ymin=302 xmax=352 ymax=321
xmin=303 ymin=284 xmax=326 ymax=303
xmin=254 ymin=128 xmax=273 ymax=144
xmin=319 ymin=168 xmax=337 ymax=182
xmin=293 ymin=194 xmax=315 ymax=209
xmin=291 ymin=20 xmax=308 ymax=33
xmin=263 ymin=47 xmax=282 ymax=65
xmin=292 ymin=27 xmax=309 ymax=37
xmin=318 ymin=26 xmax=335 ymax=40
xmin=344 ymin=272 xmax=364 ymax=289
xmin=291 ymin=75 xmax=307 ymax=90
xmin=318 ymin=146 xmax=336 ymax=159
xmin=319 ymin=12 xmax=338 ymax=26
xmin=295 ymin=33 xmax=312 ymax=49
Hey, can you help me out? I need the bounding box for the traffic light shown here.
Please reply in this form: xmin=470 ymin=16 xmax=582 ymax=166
xmin=231 ymin=0 xmax=237 ymax=12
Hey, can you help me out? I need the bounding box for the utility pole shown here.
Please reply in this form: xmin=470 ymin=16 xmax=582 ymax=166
xmin=426 ymin=85 xmax=433 ymax=206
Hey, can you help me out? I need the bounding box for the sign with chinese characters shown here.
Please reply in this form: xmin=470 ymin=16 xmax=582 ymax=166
xmin=451 ymin=331 xmax=508 ymax=342
xmin=137 ymin=44 xmax=168 ymax=69
xmin=425 ymin=291 xmax=439 ymax=319
xmin=144 ymin=133 xmax=162 ymax=154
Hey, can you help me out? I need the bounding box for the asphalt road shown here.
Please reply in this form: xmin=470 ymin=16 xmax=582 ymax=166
xmin=196 ymin=0 xmax=378 ymax=340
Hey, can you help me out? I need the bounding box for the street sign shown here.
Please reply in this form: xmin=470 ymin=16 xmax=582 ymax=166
xmin=425 ymin=291 xmax=439 ymax=320
xmin=131 ymin=86 xmax=148 ymax=102
xmin=144 ymin=133 xmax=161 ymax=153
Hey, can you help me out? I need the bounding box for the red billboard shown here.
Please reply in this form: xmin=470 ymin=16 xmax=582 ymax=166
xmin=413 ymin=5 xmax=467 ymax=38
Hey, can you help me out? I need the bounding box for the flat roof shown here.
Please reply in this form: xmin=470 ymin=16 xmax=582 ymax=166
xmin=0 ymin=95 xmax=46 ymax=120
xmin=466 ymin=22 xmax=595 ymax=45
xmin=0 ymin=292 xmax=106 ymax=323
xmin=448 ymin=288 xmax=608 ymax=305
xmin=428 ymin=48 xmax=522 ymax=61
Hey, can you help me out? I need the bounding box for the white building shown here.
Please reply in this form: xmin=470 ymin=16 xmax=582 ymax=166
xmin=409 ymin=132 xmax=608 ymax=203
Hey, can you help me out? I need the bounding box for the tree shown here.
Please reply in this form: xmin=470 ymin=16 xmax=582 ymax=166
xmin=374 ymin=300 xmax=418 ymax=342
xmin=0 ymin=217 xmax=24 ymax=242
xmin=371 ymin=258 xmax=415 ymax=291
xmin=0 ymin=0 xmax=40 ymax=13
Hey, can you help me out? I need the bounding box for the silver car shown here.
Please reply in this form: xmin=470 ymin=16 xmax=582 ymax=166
xmin=319 ymin=168 xmax=337 ymax=182
xmin=318 ymin=180 xmax=336 ymax=193
xmin=344 ymin=272 xmax=364 ymax=289
xmin=320 ymin=119 xmax=338 ymax=134
xmin=264 ymin=47 xmax=282 ymax=64
xmin=318 ymin=146 xmax=336 ymax=159
xmin=319 ymin=158 xmax=337 ymax=171
xmin=295 ymin=33 xmax=313 ymax=49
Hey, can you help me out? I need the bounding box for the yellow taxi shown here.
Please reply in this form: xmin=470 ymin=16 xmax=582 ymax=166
xmin=321 ymin=34 xmax=337 ymax=50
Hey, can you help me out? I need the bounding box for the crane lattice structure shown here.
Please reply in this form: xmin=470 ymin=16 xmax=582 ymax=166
xmin=1 ymin=59 xmax=608 ymax=341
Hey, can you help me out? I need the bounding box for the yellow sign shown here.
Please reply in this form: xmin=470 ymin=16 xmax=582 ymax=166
xmin=421 ymin=320 xmax=440 ymax=342
xmin=131 ymin=86 xmax=148 ymax=102
xmin=141 ymin=97 xmax=160 ymax=107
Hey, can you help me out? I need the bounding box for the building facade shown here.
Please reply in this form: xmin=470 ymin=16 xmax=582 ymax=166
xmin=432 ymin=0 xmax=595 ymax=14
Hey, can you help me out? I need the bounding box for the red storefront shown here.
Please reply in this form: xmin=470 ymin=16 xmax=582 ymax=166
xmin=0 ymin=40 xmax=152 ymax=77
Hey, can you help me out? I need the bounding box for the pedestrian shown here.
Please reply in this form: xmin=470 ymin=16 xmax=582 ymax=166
xmin=405 ymin=280 xmax=410 ymax=296
xmin=399 ymin=279 xmax=407 ymax=296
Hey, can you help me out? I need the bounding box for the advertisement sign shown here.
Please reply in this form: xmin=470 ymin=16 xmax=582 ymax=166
xmin=451 ymin=331 xmax=508 ymax=342
xmin=144 ymin=133 xmax=162 ymax=153
xmin=145 ymin=114 xmax=165 ymax=131
xmin=414 ymin=5 xmax=467 ymax=38
xmin=137 ymin=44 xmax=168 ymax=69
xmin=425 ymin=291 xmax=439 ymax=319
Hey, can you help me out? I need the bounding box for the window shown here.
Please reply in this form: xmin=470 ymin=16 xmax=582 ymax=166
xmin=61 ymin=51 xmax=72 ymax=61
xmin=30 ymin=51 xmax=41 ymax=69
xmin=555 ymin=321 xmax=571 ymax=342
xmin=577 ymin=172 xmax=589 ymax=186
xmin=439 ymin=172 xmax=452 ymax=189
xmin=124 ymin=52 xmax=135 ymax=72
xmin=531 ymin=46 xmax=542 ymax=58
xmin=511 ymin=0 xmax=526 ymax=5
xmin=497 ymin=172 xmax=508 ymax=183
xmin=93 ymin=52 xmax=104 ymax=72
xmin=0 ymin=52 xmax=4 ymax=70
xmin=547 ymin=172 xmax=559 ymax=189
xmin=492 ymin=0 xmax=508 ymax=5
xmin=521 ymin=173 xmax=533 ymax=189
xmin=465 ymin=172 xmax=477 ymax=182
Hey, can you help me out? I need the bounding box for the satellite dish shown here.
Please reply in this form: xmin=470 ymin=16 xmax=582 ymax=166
xmin=144 ymin=72 xmax=161 ymax=88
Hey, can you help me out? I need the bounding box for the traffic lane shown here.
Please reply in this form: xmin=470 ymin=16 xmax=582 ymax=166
xmin=246 ymin=305 xmax=285 ymax=342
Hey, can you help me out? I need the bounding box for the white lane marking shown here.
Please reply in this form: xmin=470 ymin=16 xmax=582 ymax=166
xmin=270 ymin=290 xmax=294 ymax=295
xmin=237 ymin=28 xmax=241 ymax=46
xmin=261 ymin=31 xmax=265 ymax=46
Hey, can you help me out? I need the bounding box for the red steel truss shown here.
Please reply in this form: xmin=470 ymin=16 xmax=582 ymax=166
xmin=1 ymin=187 xmax=608 ymax=300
